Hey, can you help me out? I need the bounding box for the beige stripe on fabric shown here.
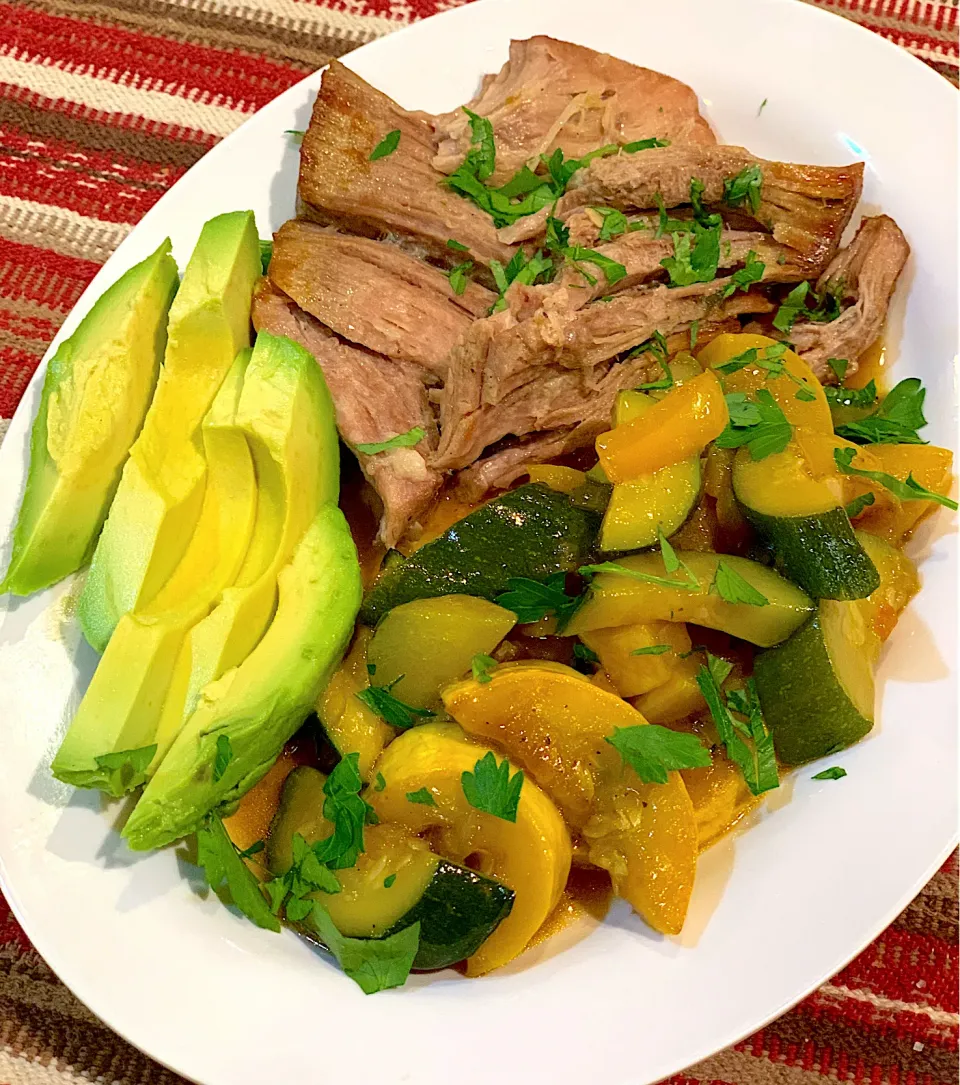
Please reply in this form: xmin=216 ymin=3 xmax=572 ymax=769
xmin=162 ymin=0 xmax=405 ymax=43
xmin=683 ymin=1047 xmax=853 ymax=1085
xmin=0 ymin=52 xmax=249 ymax=136
xmin=0 ymin=196 xmax=130 ymax=262
xmin=818 ymin=982 xmax=960 ymax=1026
xmin=0 ymin=1051 xmax=99 ymax=1085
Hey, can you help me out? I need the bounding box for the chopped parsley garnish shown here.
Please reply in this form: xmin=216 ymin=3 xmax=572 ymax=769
xmin=659 ymin=204 xmax=722 ymax=288
xmin=196 ymin=814 xmax=281 ymax=932
xmin=406 ymin=788 xmax=436 ymax=806
xmin=374 ymin=771 xmax=387 ymax=793
xmin=632 ymin=644 xmax=672 ymax=656
xmin=471 ymin=653 xmax=497 ymax=684
xmin=655 ymin=194 xmax=691 ymax=237
xmin=833 ymin=447 xmax=957 ymax=510
xmin=383 ymin=873 xmax=397 ymax=888
xmin=697 ymin=659 xmax=779 ymax=796
xmin=212 ymin=734 xmax=233 ymax=783
xmin=721 ymin=250 xmax=765 ymax=297
xmin=606 ymin=724 xmax=712 ymax=784
xmin=828 ymin=357 xmax=849 ymax=382
xmin=462 ymin=109 xmax=495 ymax=179
xmin=710 ymin=561 xmax=768 ymax=606
xmin=825 ymin=380 xmax=878 ymax=411
xmin=834 ymin=378 xmax=928 ymax=445
xmin=237 ymin=840 xmax=265 ymax=861
xmin=623 ymin=137 xmax=670 ymax=152
xmin=795 ymin=387 xmax=817 ymax=401
xmin=638 ymin=359 xmax=674 ymax=392
xmin=310 ymin=753 xmax=377 ymax=871
xmin=263 ymin=830 xmax=341 ymax=922
xmin=495 ymin=572 xmax=584 ymax=630
xmin=812 ymin=766 xmax=847 ymax=781
xmin=448 ymin=260 xmax=474 ymax=296
xmin=773 ymin=280 xmax=842 ymax=333
xmin=258 ymin=239 xmax=273 ymax=274
xmin=844 ymin=491 xmax=876 ymax=519
xmin=579 ymin=561 xmax=699 ymax=591
xmin=715 ymin=389 xmax=793 ymax=460
xmin=93 ymin=745 xmax=157 ymax=797
xmin=712 ymin=342 xmax=789 ymax=378
xmin=369 ymin=129 xmax=401 ymax=161
xmin=356 ymin=678 xmax=436 ymax=731
xmin=690 ymin=320 xmax=700 ymax=350
xmin=285 ymin=129 xmax=305 ymax=143
xmin=544 ymin=215 xmax=626 ymax=287
xmin=758 ymin=98 xmax=768 ymax=116
xmin=310 ymin=904 xmax=419 ymax=994
xmin=722 ymin=164 xmax=763 ymax=214
xmin=461 ymin=751 xmax=524 ymax=822
xmin=355 ymin=426 xmax=424 ymax=456
xmin=488 ymin=249 xmax=554 ymax=312
xmin=593 ymin=206 xmax=629 ymax=241
xmin=446 ymin=238 xmax=470 ymax=252
xmin=573 ymin=643 xmax=600 ymax=666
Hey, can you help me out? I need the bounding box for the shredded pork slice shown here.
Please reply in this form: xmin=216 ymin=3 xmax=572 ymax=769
xmin=298 ymin=61 xmax=515 ymax=268
xmin=251 ymin=279 xmax=442 ymax=547
xmin=789 ymin=215 xmax=910 ymax=381
xmin=497 ymin=145 xmax=863 ymax=272
xmin=434 ymin=285 xmax=771 ymax=471
xmin=268 ymin=220 xmax=494 ymax=377
xmin=433 ymin=36 xmax=715 ymax=186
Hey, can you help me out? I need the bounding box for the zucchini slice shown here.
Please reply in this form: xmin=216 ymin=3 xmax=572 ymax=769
xmin=360 ymin=484 xmax=600 ymax=625
xmin=267 ymin=766 xmax=514 ymax=970
xmin=732 ymin=444 xmax=879 ymax=600
xmin=753 ymin=599 xmax=876 ymax=765
xmin=600 ymin=389 xmax=701 ymax=552
xmin=565 ymin=551 xmax=813 ymax=647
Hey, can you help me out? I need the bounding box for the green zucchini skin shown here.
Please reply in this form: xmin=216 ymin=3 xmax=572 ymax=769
xmin=739 ymin=505 xmax=880 ymax=601
xmin=753 ymin=609 xmax=873 ymax=765
xmin=386 ymin=861 xmax=515 ymax=971
xmin=361 ymin=484 xmax=600 ymax=624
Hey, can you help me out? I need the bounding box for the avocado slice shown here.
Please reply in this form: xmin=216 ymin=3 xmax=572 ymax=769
xmin=79 ymin=211 xmax=261 ymax=652
xmin=151 ymin=330 xmax=341 ymax=767
xmin=1 ymin=240 xmax=178 ymax=596
xmin=122 ymin=505 xmax=362 ymax=850
xmin=50 ymin=350 xmax=259 ymax=794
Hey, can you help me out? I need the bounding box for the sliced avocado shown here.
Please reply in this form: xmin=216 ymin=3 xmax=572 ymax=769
xmin=122 ymin=505 xmax=362 ymax=850
xmin=152 ymin=331 xmax=340 ymax=767
xmin=50 ymin=351 xmax=258 ymax=793
xmin=1 ymin=240 xmax=178 ymax=596
xmin=79 ymin=211 xmax=261 ymax=652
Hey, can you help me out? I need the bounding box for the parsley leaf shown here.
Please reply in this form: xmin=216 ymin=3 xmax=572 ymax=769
xmin=795 ymin=387 xmax=817 ymax=401
xmin=623 ymin=137 xmax=670 ymax=152
xmin=213 ymin=734 xmax=233 ymax=783
xmin=495 ymin=572 xmax=584 ymax=630
xmin=311 ymin=753 xmax=377 ymax=870
xmin=309 ymin=904 xmax=420 ymax=995
xmin=696 ymin=664 xmax=779 ymax=796
xmin=594 ymin=206 xmax=629 ymax=241
xmin=660 ymin=217 xmax=722 ymax=287
xmin=758 ymin=98 xmax=768 ymax=116
xmin=573 ymin=643 xmax=600 ymax=666
xmin=833 ymin=447 xmax=958 ymax=510
xmin=579 ymin=561 xmax=700 ymax=591
xmin=446 ymin=238 xmax=469 ymax=252
xmin=565 ymin=245 xmax=627 ymax=286
xmin=638 ymin=359 xmax=674 ymax=392
xmin=690 ymin=320 xmax=700 ymax=350
xmin=632 ymin=644 xmax=672 ymax=656
xmin=488 ymin=249 xmax=554 ymax=312
xmin=721 ymin=250 xmax=765 ymax=297
xmin=355 ymin=427 xmax=424 ymax=456
xmin=374 ymin=771 xmax=387 ymax=792
xmin=471 ymin=653 xmax=497 ymax=684
xmin=369 ymin=129 xmax=401 ymax=161
xmin=383 ymin=873 xmax=397 ymax=888
xmin=826 ymin=380 xmax=878 ymax=411
xmin=844 ymin=491 xmax=876 ymax=519
xmin=356 ymin=678 xmax=436 ymax=732
xmin=723 ymin=164 xmax=763 ymax=214
xmin=406 ymin=788 xmax=436 ymax=806
xmin=461 ymin=751 xmax=524 ymax=822
xmin=196 ymin=814 xmax=281 ymax=932
xmin=461 ymin=109 xmax=495 ymax=179
xmin=710 ymin=561 xmax=769 ymax=606
xmin=237 ymin=840 xmax=265 ymax=861
xmin=258 ymin=239 xmax=273 ymax=274
xmin=93 ymin=744 xmax=157 ymax=797
xmin=715 ymin=389 xmax=793 ymax=460
xmin=655 ymin=194 xmax=691 ymax=237
xmin=285 ymin=129 xmax=304 ymax=143
xmin=773 ymin=281 xmax=842 ymax=333
xmin=812 ymin=766 xmax=847 ymax=781
xmin=606 ymin=724 xmax=712 ymax=784
xmin=835 ymin=378 xmax=929 ymax=445
xmin=448 ymin=260 xmax=473 ymax=296
xmin=828 ymin=358 xmax=849 ymax=382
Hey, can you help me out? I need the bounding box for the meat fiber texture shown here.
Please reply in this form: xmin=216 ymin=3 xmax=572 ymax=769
xmin=256 ymin=38 xmax=906 ymax=546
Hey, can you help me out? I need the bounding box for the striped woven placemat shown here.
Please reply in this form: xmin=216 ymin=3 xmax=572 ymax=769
xmin=0 ymin=2 xmax=957 ymax=1083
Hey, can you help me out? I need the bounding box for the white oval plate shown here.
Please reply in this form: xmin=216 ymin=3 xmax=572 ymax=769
xmin=0 ymin=1 xmax=956 ymax=1082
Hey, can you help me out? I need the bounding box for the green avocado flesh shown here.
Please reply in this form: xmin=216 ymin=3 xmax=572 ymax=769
xmin=122 ymin=505 xmax=361 ymax=850
xmin=360 ymin=484 xmax=601 ymax=625
xmin=79 ymin=211 xmax=261 ymax=653
xmin=1 ymin=240 xmax=178 ymax=596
